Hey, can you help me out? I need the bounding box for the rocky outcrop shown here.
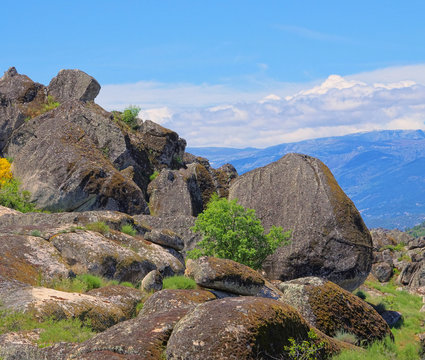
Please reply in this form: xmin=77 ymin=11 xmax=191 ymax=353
xmin=277 ymin=277 xmax=393 ymax=345
xmin=370 ymin=228 xmax=413 ymax=251
xmin=47 ymin=69 xmax=100 ymax=103
xmin=140 ymin=269 xmax=163 ymax=292
xmin=229 ymin=153 xmax=373 ymax=291
xmin=0 ymin=210 xmax=185 ymax=286
xmin=144 ymin=229 xmax=184 ymax=251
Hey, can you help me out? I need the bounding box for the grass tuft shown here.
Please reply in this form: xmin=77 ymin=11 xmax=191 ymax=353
xmin=162 ymin=275 xmax=197 ymax=290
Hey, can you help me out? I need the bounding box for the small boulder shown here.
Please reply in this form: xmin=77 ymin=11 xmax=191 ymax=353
xmin=144 ymin=229 xmax=184 ymax=251
xmin=185 ymin=257 xmax=282 ymax=299
xmin=372 ymin=262 xmax=393 ymax=283
xmin=47 ymin=69 xmax=100 ymax=103
xmin=141 ymin=269 xmax=163 ymax=292
xmin=277 ymin=276 xmax=393 ymax=345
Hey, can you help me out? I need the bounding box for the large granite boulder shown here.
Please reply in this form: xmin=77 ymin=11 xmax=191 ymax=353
xmin=229 ymin=153 xmax=373 ymax=291
xmin=47 ymin=69 xmax=100 ymax=103
xmin=166 ymin=296 xmax=344 ymax=360
xmin=277 ymin=277 xmax=393 ymax=345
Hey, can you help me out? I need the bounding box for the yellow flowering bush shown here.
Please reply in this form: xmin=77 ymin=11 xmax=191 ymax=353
xmin=0 ymin=158 xmax=13 ymax=185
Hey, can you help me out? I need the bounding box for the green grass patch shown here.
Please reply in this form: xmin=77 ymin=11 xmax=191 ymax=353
xmin=86 ymin=221 xmax=110 ymax=235
xmin=120 ymin=224 xmax=137 ymax=236
xmin=333 ymin=279 xmax=425 ymax=359
xmin=0 ymin=307 xmax=94 ymax=348
xmin=44 ymin=274 xmax=120 ymax=293
xmin=379 ymin=243 xmax=406 ymax=252
xmin=162 ymin=275 xmax=197 ymax=290
xmin=149 ymin=171 xmax=159 ymax=181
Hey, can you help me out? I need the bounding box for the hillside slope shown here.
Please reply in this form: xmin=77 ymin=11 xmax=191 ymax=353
xmin=188 ymin=130 xmax=425 ymax=229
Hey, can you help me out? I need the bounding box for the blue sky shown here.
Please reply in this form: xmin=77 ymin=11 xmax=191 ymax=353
xmin=2 ymin=1 xmax=425 ymax=147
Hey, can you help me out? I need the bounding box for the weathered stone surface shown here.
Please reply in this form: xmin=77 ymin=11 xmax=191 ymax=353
xmin=140 ymin=270 xmax=163 ymax=292
xmin=372 ymin=262 xmax=393 ymax=283
xmin=134 ymin=214 xmax=200 ymax=253
xmin=147 ymin=167 xmax=203 ymax=217
xmin=408 ymin=237 xmax=425 ymax=250
xmin=63 ymin=289 xmax=215 ymax=359
xmin=0 ymin=276 xmax=127 ymax=332
xmin=370 ymin=228 xmax=413 ymax=251
xmin=399 ymin=262 xmax=421 ymax=286
xmin=0 ymin=234 xmax=69 ymax=285
xmin=0 ymin=67 xmax=46 ymax=152
xmin=185 ymin=257 xmax=282 ymax=299
xmin=166 ymin=296 xmax=344 ymax=360
xmin=277 ymin=277 xmax=392 ymax=345
xmin=381 ymin=310 xmax=402 ymax=327
xmin=0 ymin=205 xmax=21 ymax=217
xmin=4 ymin=100 xmax=149 ymax=214
xmin=144 ymin=229 xmax=184 ymax=251
xmin=140 ymin=289 xmax=216 ymax=316
xmin=48 ymin=69 xmax=100 ymax=103
xmin=139 ymin=119 xmax=186 ymax=169
xmin=229 ymin=153 xmax=373 ymax=291
xmin=86 ymin=285 xmax=143 ymax=319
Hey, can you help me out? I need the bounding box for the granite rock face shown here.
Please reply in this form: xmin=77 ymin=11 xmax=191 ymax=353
xmin=229 ymin=153 xmax=373 ymax=291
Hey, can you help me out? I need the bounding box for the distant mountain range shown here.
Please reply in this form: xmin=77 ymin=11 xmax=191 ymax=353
xmin=187 ymin=130 xmax=425 ymax=230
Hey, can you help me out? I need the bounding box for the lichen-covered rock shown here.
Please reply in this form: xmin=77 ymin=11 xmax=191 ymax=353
xmin=229 ymin=153 xmax=373 ymax=291
xmin=48 ymin=69 xmax=100 ymax=103
xmin=0 ymin=234 xmax=69 ymax=285
xmin=0 ymin=277 xmax=127 ymax=332
xmin=63 ymin=289 xmax=215 ymax=359
xmin=86 ymin=285 xmax=144 ymax=319
xmin=370 ymin=228 xmax=413 ymax=251
xmin=140 ymin=289 xmax=216 ymax=316
xmin=134 ymin=214 xmax=200 ymax=253
xmin=140 ymin=270 xmax=163 ymax=292
xmin=166 ymin=296 xmax=343 ymax=360
xmin=0 ymin=67 xmax=47 ymax=152
xmin=144 ymin=229 xmax=184 ymax=251
xmin=277 ymin=277 xmax=393 ymax=345
xmin=147 ymin=167 xmax=203 ymax=217
xmin=372 ymin=262 xmax=393 ymax=283
xmin=185 ymin=257 xmax=282 ymax=299
xmin=0 ymin=205 xmax=21 ymax=217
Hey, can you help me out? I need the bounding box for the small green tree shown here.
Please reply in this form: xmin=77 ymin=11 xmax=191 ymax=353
xmin=121 ymin=105 xmax=141 ymax=129
xmin=187 ymin=194 xmax=291 ymax=269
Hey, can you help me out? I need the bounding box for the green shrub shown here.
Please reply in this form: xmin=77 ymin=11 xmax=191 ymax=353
xmin=30 ymin=230 xmax=42 ymax=237
xmin=86 ymin=221 xmax=110 ymax=235
xmin=355 ymin=290 xmax=366 ymax=300
xmin=120 ymin=224 xmax=137 ymax=236
xmin=149 ymin=171 xmax=159 ymax=181
xmin=162 ymin=275 xmax=197 ymax=290
xmin=283 ymin=330 xmax=325 ymax=360
xmin=121 ymin=105 xmax=141 ymax=129
xmin=0 ymin=178 xmax=38 ymax=213
xmin=41 ymin=95 xmax=60 ymax=113
xmin=119 ymin=281 xmax=135 ymax=288
xmin=187 ymin=193 xmax=291 ymax=270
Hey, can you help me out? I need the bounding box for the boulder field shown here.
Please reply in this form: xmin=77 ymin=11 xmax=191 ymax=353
xmin=0 ymin=67 xmax=384 ymax=358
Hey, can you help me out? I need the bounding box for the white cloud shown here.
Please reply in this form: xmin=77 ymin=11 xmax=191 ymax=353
xmin=96 ymin=65 xmax=425 ymax=148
